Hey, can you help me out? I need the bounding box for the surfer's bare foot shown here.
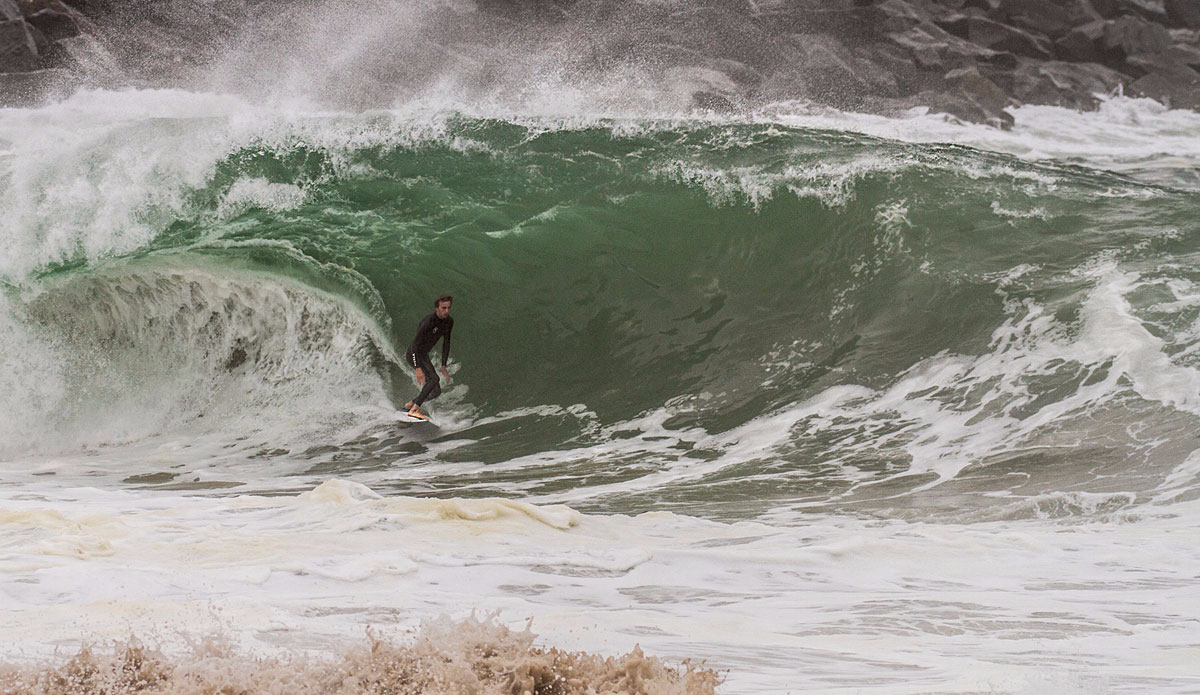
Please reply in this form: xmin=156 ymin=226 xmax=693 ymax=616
xmin=408 ymin=405 xmax=426 ymax=418
xmin=403 ymin=401 xmax=414 ymax=411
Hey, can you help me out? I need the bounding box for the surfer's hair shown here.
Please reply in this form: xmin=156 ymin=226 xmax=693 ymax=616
xmin=435 ymin=294 xmax=453 ymax=307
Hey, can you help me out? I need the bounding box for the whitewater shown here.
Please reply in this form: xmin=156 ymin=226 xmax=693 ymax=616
xmin=2 ymin=84 xmax=1200 ymax=694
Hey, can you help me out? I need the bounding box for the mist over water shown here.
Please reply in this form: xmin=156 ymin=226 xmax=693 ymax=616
xmin=3 ymin=3 xmax=1200 ymax=691
xmin=88 ymin=0 xmax=771 ymax=115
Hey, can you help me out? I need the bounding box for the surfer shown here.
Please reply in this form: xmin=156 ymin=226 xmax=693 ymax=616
xmin=403 ymin=294 xmax=454 ymax=419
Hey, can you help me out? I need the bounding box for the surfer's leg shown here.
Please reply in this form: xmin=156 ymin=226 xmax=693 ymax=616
xmin=413 ymin=354 xmax=441 ymax=406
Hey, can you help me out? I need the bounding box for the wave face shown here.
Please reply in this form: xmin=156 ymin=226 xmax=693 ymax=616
xmin=4 ymin=90 xmax=1200 ymax=694
xmin=4 ymin=91 xmax=1200 ymax=516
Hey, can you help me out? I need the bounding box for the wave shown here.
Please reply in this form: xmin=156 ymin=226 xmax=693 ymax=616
xmin=2 ymin=256 xmax=396 ymax=457
xmin=3 ymin=91 xmax=1200 ymax=512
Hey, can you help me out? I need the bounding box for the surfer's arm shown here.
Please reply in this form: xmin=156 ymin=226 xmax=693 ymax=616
xmin=440 ymin=321 xmax=452 ymax=366
xmin=438 ymin=321 xmax=453 ymax=382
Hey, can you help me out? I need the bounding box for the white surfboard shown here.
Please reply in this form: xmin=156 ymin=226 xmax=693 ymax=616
xmin=398 ymin=410 xmax=434 ymax=424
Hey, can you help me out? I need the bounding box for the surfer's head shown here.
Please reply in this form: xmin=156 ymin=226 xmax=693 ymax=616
xmin=434 ymin=294 xmax=453 ymax=318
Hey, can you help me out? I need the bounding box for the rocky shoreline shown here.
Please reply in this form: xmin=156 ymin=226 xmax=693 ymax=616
xmin=2 ymin=0 xmax=1199 ymax=126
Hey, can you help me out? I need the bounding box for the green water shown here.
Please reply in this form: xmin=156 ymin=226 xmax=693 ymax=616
xmin=8 ymin=114 xmax=1200 ymax=514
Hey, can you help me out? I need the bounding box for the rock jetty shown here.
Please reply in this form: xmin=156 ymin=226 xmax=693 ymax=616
xmin=1 ymin=0 xmax=1198 ymax=127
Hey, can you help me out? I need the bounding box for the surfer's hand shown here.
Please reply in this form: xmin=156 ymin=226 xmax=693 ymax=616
xmin=415 ymin=368 xmax=425 ymax=386
xmin=441 ymin=366 xmax=451 ymax=383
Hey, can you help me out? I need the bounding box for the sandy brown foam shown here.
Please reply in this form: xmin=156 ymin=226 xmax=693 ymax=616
xmin=0 ymin=616 xmax=720 ymax=694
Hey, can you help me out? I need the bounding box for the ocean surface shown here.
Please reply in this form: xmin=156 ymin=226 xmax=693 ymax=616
xmin=2 ymin=88 xmax=1200 ymax=693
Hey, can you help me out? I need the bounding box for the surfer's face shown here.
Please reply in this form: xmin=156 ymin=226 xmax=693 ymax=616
xmin=435 ymin=300 xmax=452 ymax=319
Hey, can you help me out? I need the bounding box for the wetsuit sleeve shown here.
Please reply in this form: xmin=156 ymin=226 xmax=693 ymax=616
xmin=441 ymin=319 xmax=453 ymax=366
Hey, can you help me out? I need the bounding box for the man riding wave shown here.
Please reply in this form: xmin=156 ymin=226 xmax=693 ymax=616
xmin=403 ymin=294 xmax=454 ymax=420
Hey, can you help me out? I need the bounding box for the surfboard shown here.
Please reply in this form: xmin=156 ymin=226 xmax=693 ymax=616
xmin=398 ymin=410 xmax=434 ymax=424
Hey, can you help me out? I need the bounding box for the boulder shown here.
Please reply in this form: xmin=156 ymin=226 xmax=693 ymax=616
xmin=962 ymin=0 xmax=999 ymax=13
xmin=875 ymin=0 xmax=925 ymax=33
xmin=923 ymin=91 xmax=1016 ymax=127
xmin=936 ymin=64 xmax=1015 ymax=126
xmin=1120 ymin=0 xmax=1172 ymax=25
xmin=889 ymin=21 xmax=1001 ymax=72
xmin=936 ymin=14 xmax=1054 ymax=59
xmin=25 ymin=8 xmax=78 ymax=41
xmin=990 ymin=0 xmax=1085 ymax=38
xmin=1103 ymin=14 xmax=1173 ymax=54
xmin=979 ymin=49 xmax=1019 ymax=70
xmin=1088 ymin=0 xmax=1123 ymax=18
xmin=1099 ymin=14 xmax=1174 ymax=74
xmin=1171 ymin=27 xmax=1200 ymax=45
xmin=1164 ymin=0 xmax=1200 ymax=29
xmin=891 ymin=25 xmax=948 ymax=68
xmin=1166 ymin=41 xmax=1200 ymax=69
xmin=1054 ymin=20 xmax=1107 ymax=62
xmin=1130 ymin=69 xmax=1200 ymax=107
xmin=0 ymin=18 xmax=42 ymax=71
xmin=1010 ymin=60 xmax=1128 ymax=107
xmin=1123 ymin=41 xmax=1200 ymax=106
xmin=870 ymin=39 xmax=934 ymax=93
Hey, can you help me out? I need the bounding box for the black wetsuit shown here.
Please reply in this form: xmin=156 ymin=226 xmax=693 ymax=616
xmin=406 ymin=313 xmax=453 ymax=406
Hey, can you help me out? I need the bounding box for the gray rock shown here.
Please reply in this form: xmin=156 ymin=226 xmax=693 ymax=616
xmin=1054 ymin=20 xmax=1107 ymax=62
xmin=938 ymin=64 xmax=1015 ymax=126
xmin=1121 ymin=0 xmax=1172 ymax=24
xmin=890 ymin=21 xmax=1001 ymax=73
xmin=26 ymin=8 xmax=78 ymax=41
xmin=1131 ymin=67 xmax=1200 ymax=107
xmin=1165 ymin=41 xmax=1200 ymax=68
xmin=890 ymin=25 xmax=949 ymax=69
xmin=875 ymin=0 xmax=925 ymax=33
xmin=1164 ymin=0 xmax=1200 ymax=28
xmin=1 ymin=0 xmax=20 ymax=21
xmin=962 ymin=0 xmax=999 ymax=13
xmin=1126 ymin=44 xmax=1200 ymax=70
xmin=936 ymin=14 xmax=1054 ymax=59
xmin=990 ymin=0 xmax=1083 ymax=39
xmin=1010 ymin=60 xmax=1128 ymax=107
xmin=980 ymin=50 xmax=1020 ymax=70
xmin=1088 ymin=0 xmax=1124 ymax=18
xmin=1103 ymin=14 xmax=1173 ymax=55
xmin=0 ymin=18 xmax=41 ymax=71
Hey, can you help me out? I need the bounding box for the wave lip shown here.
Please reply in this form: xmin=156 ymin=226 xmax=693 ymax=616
xmin=1 ymin=256 xmax=397 ymax=460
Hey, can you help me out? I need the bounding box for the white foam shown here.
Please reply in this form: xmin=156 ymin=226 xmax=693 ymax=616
xmin=0 ymin=88 xmax=500 ymax=284
xmin=217 ymin=177 xmax=308 ymax=217
xmin=762 ymin=95 xmax=1200 ymax=188
xmin=0 ymin=90 xmax=263 ymax=280
xmin=2 ymin=481 xmax=1198 ymax=693
xmin=651 ymin=152 xmax=910 ymax=210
